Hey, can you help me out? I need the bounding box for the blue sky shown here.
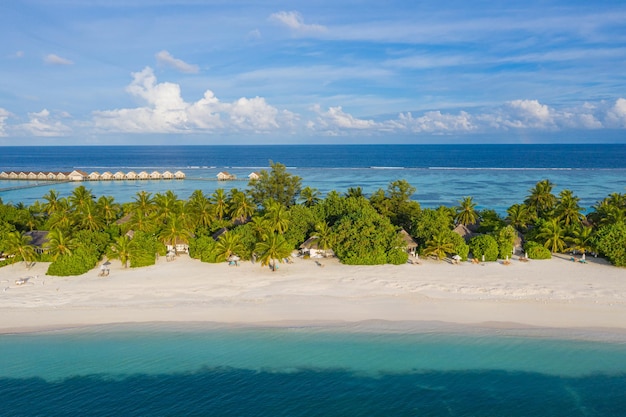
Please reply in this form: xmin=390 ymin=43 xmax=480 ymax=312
xmin=1 ymin=0 xmax=625 ymax=145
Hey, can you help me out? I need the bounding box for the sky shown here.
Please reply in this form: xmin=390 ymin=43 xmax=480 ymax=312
xmin=1 ymin=0 xmax=626 ymax=145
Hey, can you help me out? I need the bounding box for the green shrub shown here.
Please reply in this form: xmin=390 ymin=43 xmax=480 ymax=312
xmin=469 ymin=234 xmax=499 ymax=261
xmin=524 ymin=241 xmax=552 ymax=260
xmin=386 ymin=247 xmax=409 ymax=265
xmin=449 ymin=232 xmax=470 ymax=261
xmin=47 ymin=248 xmax=98 ymax=276
xmin=594 ymin=222 xmax=626 ymax=267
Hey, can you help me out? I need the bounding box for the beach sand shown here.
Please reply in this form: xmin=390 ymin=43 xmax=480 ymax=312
xmin=1 ymin=254 xmax=625 ymax=334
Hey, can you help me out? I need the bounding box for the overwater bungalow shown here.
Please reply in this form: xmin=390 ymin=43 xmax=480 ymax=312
xmin=68 ymin=170 xmax=87 ymax=181
xmin=174 ymin=170 xmax=185 ymax=179
xmin=27 ymin=172 xmax=37 ymax=180
xmin=113 ymin=171 xmax=126 ymax=180
xmin=126 ymin=171 xmax=137 ymax=180
xmin=18 ymin=172 xmax=28 ymax=179
xmin=248 ymin=172 xmax=260 ymax=180
xmin=88 ymin=172 xmax=101 ymax=181
xmin=37 ymin=172 xmax=48 ymax=180
xmin=0 ymin=172 xmax=8 ymax=179
xmin=150 ymin=171 xmax=162 ymax=179
xmin=217 ymin=171 xmax=235 ymax=181
xmin=100 ymin=171 xmax=113 ymax=180
xmin=138 ymin=171 xmax=150 ymax=180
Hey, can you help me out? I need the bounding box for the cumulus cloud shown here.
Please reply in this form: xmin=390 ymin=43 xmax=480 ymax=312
xmin=92 ymin=67 xmax=294 ymax=134
xmin=19 ymin=109 xmax=72 ymax=136
xmin=605 ymin=98 xmax=626 ymax=128
xmin=44 ymin=54 xmax=73 ymax=65
xmin=0 ymin=108 xmax=10 ymax=136
xmin=306 ymin=98 xmax=626 ymax=135
xmin=310 ymin=105 xmax=377 ymax=134
xmin=270 ymin=11 xmax=327 ymax=33
xmin=155 ymin=50 xmax=199 ymax=74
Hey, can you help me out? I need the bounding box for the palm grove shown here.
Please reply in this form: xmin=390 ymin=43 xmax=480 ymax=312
xmin=1 ymin=163 xmax=625 ymax=275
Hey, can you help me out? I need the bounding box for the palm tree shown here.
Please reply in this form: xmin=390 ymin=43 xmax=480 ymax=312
xmin=455 ymin=196 xmax=479 ymax=226
xmin=299 ymin=186 xmax=321 ymax=207
xmin=107 ymin=235 xmax=133 ymax=268
xmin=158 ymin=214 xmax=192 ymax=254
xmin=154 ymin=191 xmax=180 ymax=225
xmin=130 ymin=191 xmax=155 ymax=217
xmin=423 ymin=231 xmax=454 ymax=260
xmin=3 ymin=231 xmax=37 ymax=266
xmin=312 ymin=221 xmax=334 ymax=256
xmin=249 ymin=215 xmax=271 ymax=241
xmin=187 ymin=190 xmax=214 ymax=230
xmin=255 ymin=232 xmax=293 ymax=271
xmin=42 ymin=190 xmax=61 ymax=217
xmin=263 ymin=199 xmax=290 ymax=234
xmin=536 ymin=218 xmax=567 ymax=253
xmin=566 ymin=224 xmax=595 ymax=255
xmin=44 ymin=228 xmax=76 ymax=260
xmin=345 ymin=187 xmax=364 ymax=199
xmin=555 ymin=189 xmax=583 ymax=226
xmin=46 ymin=199 xmax=74 ymax=232
xmin=228 ymin=189 xmax=256 ymax=224
xmin=77 ymin=202 xmax=105 ymax=232
xmin=506 ymin=204 xmax=531 ymax=230
xmin=69 ymin=185 xmax=95 ymax=213
xmin=525 ymin=179 xmax=557 ymax=220
xmin=96 ymin=195 xmax=121 ymax=226
xmin=211 ymin=189 xmax=228 ymax=221
xmin=215 ymin=232 xmax=245 ymax=262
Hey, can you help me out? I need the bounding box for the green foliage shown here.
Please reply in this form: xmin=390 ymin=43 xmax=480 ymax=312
xmin=594 ymin=222 xmax=626 ymax=266
xmin=386 ymin=247 xmax=409 ymax=265
xmin=248 ymin=161 xmax=302 ymax=207
xmin=47 ymin=248 xmax=98 ymax=276
xmin=469 ymin=234 xmax=499 ymax=261
xmin=331 ymin=202 xmax=402 ymax=265
xmin=423 ymin=230 xmax=455 ymax=260
xmin=129 ymin=232 xmax=162 ymax=268
xmin=476 ymin=209 xmax=505 ymax=234
xmin=411 ymin=207 xmax=453 ymax=246
xmin=188 ymin=235 xmax=219 ymax=263
xmin=523 ymin=241 xmax=552 ymax=259
xmin=449 ymin=231 xmax=470 ymax=261
xmin=497 ymin=225 xmax=516 ymax=259
xmin=283 ymin=204 xmax=318 ymax=249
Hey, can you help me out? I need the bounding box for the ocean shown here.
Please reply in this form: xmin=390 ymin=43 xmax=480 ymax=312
xmin=1 ymin=144 xmax=626 ymax=213
xmin=1 ymin=323 xmax=626 ymax=416
xmin=1 ymin=144 xmax=626 ymax=415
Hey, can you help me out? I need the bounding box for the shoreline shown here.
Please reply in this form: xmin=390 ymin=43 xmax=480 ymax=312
xmin=2 ymin=254 xmax=625 ymax=339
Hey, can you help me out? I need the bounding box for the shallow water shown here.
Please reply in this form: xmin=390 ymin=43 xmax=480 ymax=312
xmin=1 ymin=323 xmax=625 ymax=416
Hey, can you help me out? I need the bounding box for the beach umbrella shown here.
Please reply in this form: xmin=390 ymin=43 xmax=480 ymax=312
xmin=452 ymin=255 xmax=461 ymax=261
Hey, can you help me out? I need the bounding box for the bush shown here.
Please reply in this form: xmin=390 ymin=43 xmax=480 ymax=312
xmin=595 ymin=223 xmax=626 ymax=267
xmin=469 ymin=234 xmax=499 ymax=261
xmin=524 ymin=241 xmax=552 ymax=260
xmin=47 ymin=248 xmax=98 ymax=276
xmin=188 ymin=235 xmax=219 ymax=263
xmin=129 ymin=232 xmax=162 ymax=268
xmin=386 ymin=247 xmax=409 ymax=265
xmin=449 ymin=232 xmax=470 ymax=261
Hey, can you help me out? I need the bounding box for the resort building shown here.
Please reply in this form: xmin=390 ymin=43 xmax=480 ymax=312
xmin=0 ymin=169 xmax=185 ymax=182
xmin=174 ymin=171 xmax=185 ymax=179
xmin=150 ymin=171 xmax=162 ymax=179
xmin=217 ymin=171 xmax=236 ymax=181
xmin=248 ymin=172 xmax=260 ymax=180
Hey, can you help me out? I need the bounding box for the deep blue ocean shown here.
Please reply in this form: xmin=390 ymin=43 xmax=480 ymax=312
xmin=1 ymin=144 xmax=626 ymax=213
xmin=1 ymin=144 xmax=626 ymax=415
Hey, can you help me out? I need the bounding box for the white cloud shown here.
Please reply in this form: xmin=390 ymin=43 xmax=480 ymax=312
xmin=310 ymin=105 xmax=377 ymax=134
xmin=92 ymin=67 xmax=294 ymax=134
xmin=269 ymin=11 xmax=326 ymax=33
xmin=155 ymin=50 xmax=199 ymax=74
xmin=605 ymin=98 xmax=626 ymax=128
xmin=44 ymin=54 xmax=74 ymax=65
xmin=0 ymin=108 xmax=10 ymax=136
xmin=390 ymin=111 xmax=476 ymax=133
xmin=19 ymin=109 xmax=72 ymax=136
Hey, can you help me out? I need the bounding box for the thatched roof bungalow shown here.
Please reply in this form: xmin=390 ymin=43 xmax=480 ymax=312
xmin=300 ymin=236 xmax=334 ymax=258
xmin=137 ymin=171 xmax=149 ymax=180
xmin=399 ymin=229 xmax=418 ymax=255
xmin=88 ymin=172 xmax=101 ymax=181
xmin=0 ymin=172 xmax=8 ymax=179
xmin=100 ymin=171 xmax=113 ymax=180
xmin=126 ymin=171 xmax=137 ymax=180
xmin=162 ymin=171 xmax=174 ymax=179
xmin=37 ymin=172 xmax=48 ymax=180
xmin=68 ymin=170 xmax=87 ymax=181
xmin=150 ymin=171 xmax=162 ymax=179
xmin=453 ymin=224 xmax=477 ymax=242
xmin=174 ymin=170 xmax=185 ymax=179
xmin=248 ymin=172 xmax=260 ymax=180
xmin=113 ymin=171 xmax=126 ymax=180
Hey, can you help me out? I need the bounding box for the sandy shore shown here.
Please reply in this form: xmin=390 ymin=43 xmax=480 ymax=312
xmin=1 ymin=253 xmax=625 ymax=335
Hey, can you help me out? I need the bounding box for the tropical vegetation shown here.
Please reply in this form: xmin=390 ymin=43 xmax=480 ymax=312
xmin=1 ymin=164 xmax=626 ymax=277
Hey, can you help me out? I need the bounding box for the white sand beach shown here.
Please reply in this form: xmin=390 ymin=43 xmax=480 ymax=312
xmin=1 ymin=254 xmax=625 ymax=334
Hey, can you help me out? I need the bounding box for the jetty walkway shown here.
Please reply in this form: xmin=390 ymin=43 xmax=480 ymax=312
xmin=0 ymin=181 xmax=70 ymax=193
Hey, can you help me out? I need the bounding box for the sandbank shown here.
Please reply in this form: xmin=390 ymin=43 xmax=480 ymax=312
xmin=1 ymin=253 xmax=625 ymax=336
